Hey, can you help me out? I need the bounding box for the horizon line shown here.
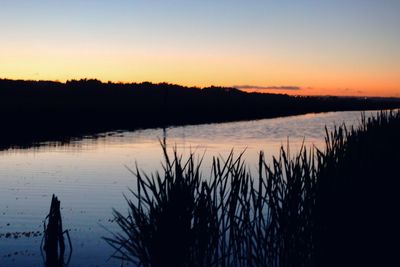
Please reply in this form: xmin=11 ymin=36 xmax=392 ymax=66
xmin=1 ymin=77 xmax=398 ymax=99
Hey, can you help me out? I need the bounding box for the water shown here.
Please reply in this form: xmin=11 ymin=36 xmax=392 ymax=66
xmin=0 ymin=110 xmax=381 ymax=266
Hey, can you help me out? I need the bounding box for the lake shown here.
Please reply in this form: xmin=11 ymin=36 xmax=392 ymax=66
xmin=0 ymin=110 xmax=383 ymax=266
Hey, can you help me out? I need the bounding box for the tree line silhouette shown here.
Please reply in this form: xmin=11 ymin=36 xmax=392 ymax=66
xmin=1 ymin=78 xmax=399 ymax=149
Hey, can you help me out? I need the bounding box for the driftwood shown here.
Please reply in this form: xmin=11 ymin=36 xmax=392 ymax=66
xmin=41 ymin=194 xmax=72 ymax=267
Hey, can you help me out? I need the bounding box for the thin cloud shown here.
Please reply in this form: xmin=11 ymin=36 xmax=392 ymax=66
xmin=233 ymin=85 xmax=301 ymax=90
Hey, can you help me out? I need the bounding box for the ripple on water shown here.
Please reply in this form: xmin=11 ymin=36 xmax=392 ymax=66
xmin=0 ymin=110 xmax=386 ymax=266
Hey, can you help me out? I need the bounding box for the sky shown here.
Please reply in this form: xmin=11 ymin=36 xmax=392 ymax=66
xmin=1 ymin=0 xmax=399 ymax=97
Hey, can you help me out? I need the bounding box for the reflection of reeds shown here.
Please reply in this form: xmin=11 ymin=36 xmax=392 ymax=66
xmin=105 ymin=110 xmax=400 ymax=267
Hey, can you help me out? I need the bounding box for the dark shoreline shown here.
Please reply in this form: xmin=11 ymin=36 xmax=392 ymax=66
xmin=1 ymin=78 xmax=400 ymax=150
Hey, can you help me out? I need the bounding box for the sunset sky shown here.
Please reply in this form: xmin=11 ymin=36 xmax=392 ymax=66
xmin=1 ymin=0 xmax=399 ymax=97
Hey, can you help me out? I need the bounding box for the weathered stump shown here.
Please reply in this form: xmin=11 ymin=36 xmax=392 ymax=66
xmin=42 ymin=194 xmax=72 ymax=267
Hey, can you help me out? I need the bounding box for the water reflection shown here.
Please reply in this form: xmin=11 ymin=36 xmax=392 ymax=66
xmin=0 ymin=111 xmax=388 ymax=266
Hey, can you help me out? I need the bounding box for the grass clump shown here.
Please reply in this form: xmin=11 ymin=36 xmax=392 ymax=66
xmin=105 ymin=110 xmax=400 ymax=267
xmin=105 ymin=144 xmax=319 ymax=267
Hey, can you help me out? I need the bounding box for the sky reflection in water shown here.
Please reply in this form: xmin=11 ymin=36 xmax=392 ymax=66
xmin=0 ymin=110 xmax=383 ymax=266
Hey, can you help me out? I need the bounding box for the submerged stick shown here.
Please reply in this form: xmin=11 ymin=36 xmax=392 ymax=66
xmin=42 ymin=194 xmax=72 ymax=267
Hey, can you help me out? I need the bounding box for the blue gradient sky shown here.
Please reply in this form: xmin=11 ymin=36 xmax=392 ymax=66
xmin=1 ymin=0 xmax=399 ymax=96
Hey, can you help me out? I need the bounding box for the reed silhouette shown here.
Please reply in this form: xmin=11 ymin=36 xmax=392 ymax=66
xmin=105 ymin=111 xmax=400 ymax=267
xmin=313 ymin=111 xmax=400 ymax=266
xmin=1 ymin=78 xmax=399 ymax=150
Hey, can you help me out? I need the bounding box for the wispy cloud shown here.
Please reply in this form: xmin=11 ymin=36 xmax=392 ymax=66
xmin=233 ymin=85 xmax=301 ymax=90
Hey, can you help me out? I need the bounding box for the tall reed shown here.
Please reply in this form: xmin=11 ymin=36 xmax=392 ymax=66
xmin=105 ymin=110 xmax=400 ymax=267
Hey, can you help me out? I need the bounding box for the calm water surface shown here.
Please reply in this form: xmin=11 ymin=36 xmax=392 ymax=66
xmin=0 ymin=110 xmax=381 ymax=266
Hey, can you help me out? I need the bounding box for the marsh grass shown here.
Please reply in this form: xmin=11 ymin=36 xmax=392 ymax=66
xmin=105 ymin=110 xmax=400 ymax=267
xmin=313 ymin=110 xmax=400 ymax=266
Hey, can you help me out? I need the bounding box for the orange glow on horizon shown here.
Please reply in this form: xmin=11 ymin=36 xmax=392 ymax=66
xmin=1 ymin=1 xmax=399 ymax=98
xmin=1 ymin=42 xmax=398 ymax=98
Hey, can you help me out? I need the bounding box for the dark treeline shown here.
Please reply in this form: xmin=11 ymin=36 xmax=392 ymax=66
xmin=1 ymin=78 xmax=400 ymax=149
